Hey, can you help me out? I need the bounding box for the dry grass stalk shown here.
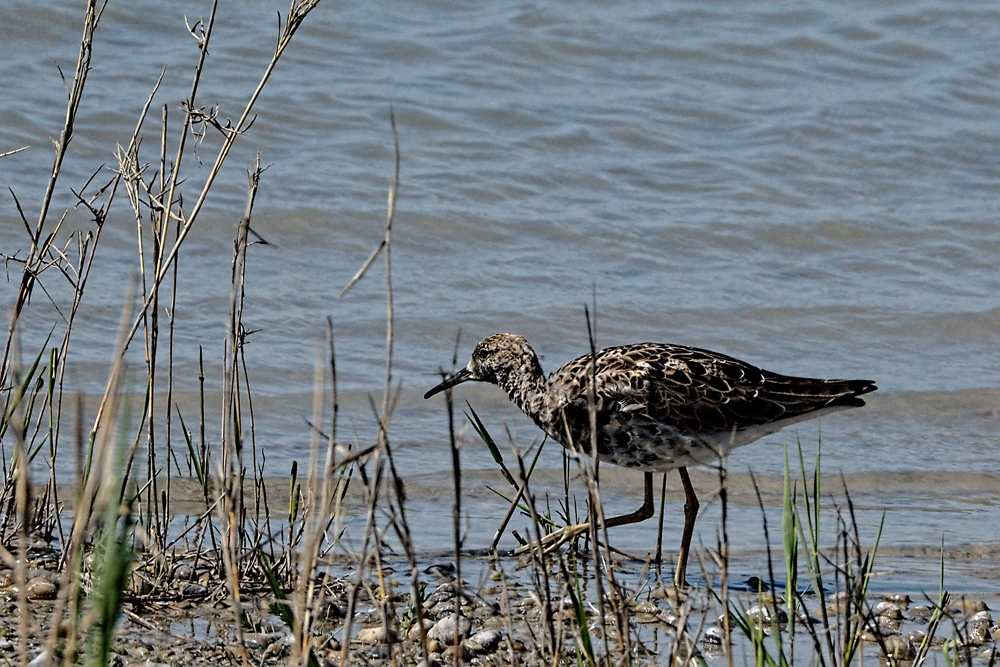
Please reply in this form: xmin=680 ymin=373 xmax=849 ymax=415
xmin=0 ymin=0 xmax=104 ymax=390
xmin=124 ymin=0 xmax=324 ymax=348
xmin=325 ymin=110 xmax=401 ymax=666
xmin=0 ymin=0 xmax=328 ymax=661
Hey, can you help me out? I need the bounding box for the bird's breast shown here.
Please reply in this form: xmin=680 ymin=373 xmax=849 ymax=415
xmin=547 ymin=417 xmax=739 ymax=473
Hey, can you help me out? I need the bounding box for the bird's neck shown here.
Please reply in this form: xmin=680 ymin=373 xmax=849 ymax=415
xmin=497 ymin=365 xmax=551 ymax=426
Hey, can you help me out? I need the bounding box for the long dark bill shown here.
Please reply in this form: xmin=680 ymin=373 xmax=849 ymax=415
xmin=423 ymin=368 xmax=473 ymax=399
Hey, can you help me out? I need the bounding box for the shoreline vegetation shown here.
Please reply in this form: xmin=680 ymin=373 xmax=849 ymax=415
xmin=0 ymin=2 xmax=997 ymax=666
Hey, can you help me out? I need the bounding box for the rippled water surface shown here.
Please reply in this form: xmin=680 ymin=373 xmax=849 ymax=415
xmin=1 ymin=1 xmax=998 ymax=569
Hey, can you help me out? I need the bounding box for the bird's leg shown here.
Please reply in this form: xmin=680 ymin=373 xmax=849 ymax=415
xmin=603 ymin=471 xmax=654 ymax=527
xmin=674 ymin=466 xmax=700 ymax=589
xmin=514 ymin=472 xmax=655 ymax=555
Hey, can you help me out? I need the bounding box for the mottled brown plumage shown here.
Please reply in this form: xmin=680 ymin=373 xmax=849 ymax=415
xmin=425 ymin=332 xmax=876 ymax=586
xmin=426 ymin=333 xmax=875 ymax=469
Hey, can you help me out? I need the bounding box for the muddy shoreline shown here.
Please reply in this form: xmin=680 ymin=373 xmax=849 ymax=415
xmin=4 ymin=548 xmax=998 ymax=666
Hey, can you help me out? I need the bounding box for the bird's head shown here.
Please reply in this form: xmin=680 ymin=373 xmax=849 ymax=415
xmin=424 ymin=333 xmax=542 ymax=399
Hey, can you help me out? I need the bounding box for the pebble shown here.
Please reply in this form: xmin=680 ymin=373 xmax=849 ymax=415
xmin=908 ymin=605 xmax=933 ymax=619
xmin=427 ymin=614 xmax=471 ymax=643
xmin=424 ymin=590 xmax=455 ymax=607
xmin=746 ymin=604 xmax=788 ymax=628
xmin=874 ymin=601 xmax=904 ymax=619
xmin=634 ymin=601 xmax=660 ymax=623
xmin=633 ymin=600 xmax=659 ymax=615
xmin=407 ymin=618 xmax=435 ymax=641
xmin=172 ymin=563 xmax=194 ymax=581
xmin=27 ymin=652 xmax=53 ymax=667
xmin=263 ymin=640 xmax=288 ymax=660
xmin=26 ymin=577 xmax=57 ymax=600
xmin=653 ymin=585 xmax=687 ymax=605
xmin=362 ymin=645 xmax=389 ymax=660
xmin=242 ymin=632 xmax=279 ymax=649
xmin=424 ymin=563 xmax=456 ymax=582
xmin=181 ymin=582 xmax=208 ymax=598
xmin=465 ymin=629 xmax=502 ymax=654
xmin=859 ymin=630 xmax=884 ymax=643
xmin=702 ymin=626 xmax=724 ymax=645
xmin=428 ymin=601 xmax=459 ymax=618
xmin=826 ymin=602 xmax=849 ymax=615
xmin=226 ymin=646 xmax=251 ymax=661
xmin=0 ymin=571 xmax=12 ymax=587
xmin=756 ymin=593 xmax=785 ymax=606
xmin=971 ymin=610 xmax=992 ymax=624
xmin=317 ymin=597 xmax=346 ymax=619
xmin=659 ymin=611 xmax=681 ymax=628
xmin=952 ymin=599 xmax=989 ymax=615
xmin=966 ymin=620 xmax=992 ymax=646
xmin=442 ymin=643 xmax=474 ymax=662
xmin=356 ymin=627 xmax=397 ymax=644
xmin=877 ymin=617 xmax=902 ymax=633
xmin=881 ymin=593 xmax=911 ymax=607
xmin=881 ymin=636 xmax=916 ymax=660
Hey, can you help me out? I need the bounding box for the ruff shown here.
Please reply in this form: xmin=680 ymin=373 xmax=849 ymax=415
xmin=425 ymin=332 xmax=876 ymax=587
xmin=425 ymin=333 xmax=875 ymax=470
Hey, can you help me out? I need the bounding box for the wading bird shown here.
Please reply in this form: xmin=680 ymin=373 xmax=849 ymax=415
xmin=425 ymin=333 xmax=875 ymax=588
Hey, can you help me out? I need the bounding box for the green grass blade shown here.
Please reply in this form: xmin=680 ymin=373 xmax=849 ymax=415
xmin=259 ymin=550 xmax=322 ymax=667
xmin=84 ymin=508 xmax=135 ymax=667
xmin=175 ymin=405 xmax=205 ymax=486
xmin=1 ymin=326 xmax=54 ymax=439
xmin=781 ymin=443 xmax=799 ymax=660
xmin=466 ymin=402 xmax=518 ymax=488
xmin=565 ymin=570 xmax=595 ymax=663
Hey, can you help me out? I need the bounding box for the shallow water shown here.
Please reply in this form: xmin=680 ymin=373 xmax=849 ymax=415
xmin=1 ymin=0 xmax=999 ymax=571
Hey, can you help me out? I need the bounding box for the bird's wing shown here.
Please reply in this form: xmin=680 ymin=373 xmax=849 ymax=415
xmin=549 ymin=343 xmax=874 ymax=439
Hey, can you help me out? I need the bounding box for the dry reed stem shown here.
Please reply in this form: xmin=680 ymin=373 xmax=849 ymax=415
xmin=0 ymin=0 xmax=103 ymax=390
xmin=288 ymin=335 xmax=329 ymax=665
xmin=10 ymin=373 xmax=31 ymax=667
xmin=34 ymin=279 xmax=137 ymax=667
xmin=384 ymin=447 xmax=431 ymax=665
xmin=326 ymin=109 xmax=401 ymax=665
xmin=507 ymin=442 xmax=557 ymax=659
xmin=286 ymin=327 xmax=357 ymax=666
xmin=0 ymin=1 xmax=376 ymax=663
xmin=124 ymin=0 xmax=323 ymax=349
xmin=206 ymin=156 xmax=269 ymax=662
xmin=3 ymin=0 xmax=126 ymax=542
xmin=337 ymin=448 xmax=385 ymax=667
xmin=0 ymin=146 xmax=30 ymax=159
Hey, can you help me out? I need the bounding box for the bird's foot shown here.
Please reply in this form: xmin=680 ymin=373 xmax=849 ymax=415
xmin=512 ymin=522 xmax=591 ymax=556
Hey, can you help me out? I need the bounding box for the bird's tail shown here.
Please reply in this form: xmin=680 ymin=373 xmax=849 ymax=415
xmin=761 ymin=376 xmax=877 ymax=413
